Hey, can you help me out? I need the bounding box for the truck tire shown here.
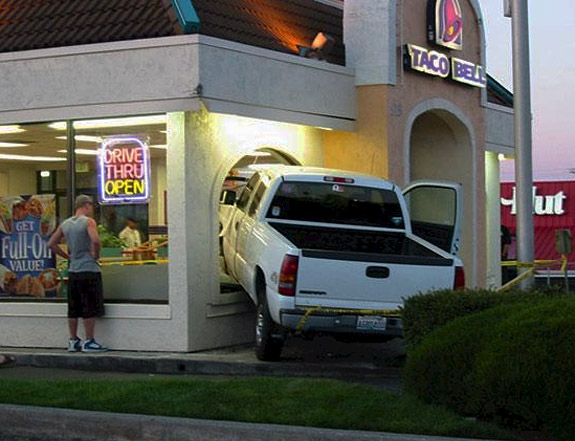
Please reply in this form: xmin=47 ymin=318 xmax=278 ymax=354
xmin=255 ymin=300 xmax=284 ymax=361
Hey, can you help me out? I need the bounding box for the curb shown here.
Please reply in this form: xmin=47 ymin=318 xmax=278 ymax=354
xmin=0 ymin=404 xmax=500 ymax=441
xmin=1 ymin=350 xmax=403 ymax=382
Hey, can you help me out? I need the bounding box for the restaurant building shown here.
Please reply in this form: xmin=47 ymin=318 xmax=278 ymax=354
xmin=0 ymin=0 xmax=514 ymax=351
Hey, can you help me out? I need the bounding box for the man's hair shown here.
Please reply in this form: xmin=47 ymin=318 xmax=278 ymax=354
xmin=74 ymin=194 xmax=93 ymax=209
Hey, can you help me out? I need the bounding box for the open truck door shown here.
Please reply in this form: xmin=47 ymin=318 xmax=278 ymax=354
xmin=402 ymin=181 xmax=463 ymax=256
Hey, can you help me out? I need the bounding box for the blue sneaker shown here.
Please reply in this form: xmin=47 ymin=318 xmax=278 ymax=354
xmin=68 ymin=338 xmax=81 ymax=352
xmin=81 ymin=339 xmax=108 ymax=353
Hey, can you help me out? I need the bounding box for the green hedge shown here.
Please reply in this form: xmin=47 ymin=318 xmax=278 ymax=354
xmin=401 ymin=287 xmax=558 ymax=349
xmin=404 ymin=297 xmax=575 ymax=440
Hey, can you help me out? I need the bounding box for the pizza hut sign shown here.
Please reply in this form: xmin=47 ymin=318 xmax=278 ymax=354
xmin=501 ymin=186 xmax=567 ymax=216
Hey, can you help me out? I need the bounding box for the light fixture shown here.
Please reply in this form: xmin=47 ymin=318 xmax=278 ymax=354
xmin=498 ymin=153 xmax=506 ymax=161
xmin=298 ymin=32 xmax=336 ymax=61
xmin=40 ymin=171 xmax=51 ymax=178
xmin=150 ymin=144 xmax=168 ymax=150
xmin=56 ymin=135 xmax=102 ymax=143
xmin=57 ymin=149 xmax=99 ymax=156
xmin=0 ymin=125 xmax=26 ymax=134
xmin=0 ymin=142 xmax=28 ymax=148
xmin=247 ymin=152 xmax=272 ymax=157
xmin=0 ymin=154 xmax=65 ymax=162
xmin=49 ymin=115 xmax=167 ymax=131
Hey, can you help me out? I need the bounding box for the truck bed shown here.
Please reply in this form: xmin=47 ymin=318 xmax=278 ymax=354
xmin=269 ymin=222 xmax=452 ymax=266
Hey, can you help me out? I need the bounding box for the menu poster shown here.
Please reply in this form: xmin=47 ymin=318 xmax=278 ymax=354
xmin=0 ymin=194 xmax=59 ymax=298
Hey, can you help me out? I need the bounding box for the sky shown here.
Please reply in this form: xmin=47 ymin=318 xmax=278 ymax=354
xmin=481 ymin=1 xmax=575 ymax=181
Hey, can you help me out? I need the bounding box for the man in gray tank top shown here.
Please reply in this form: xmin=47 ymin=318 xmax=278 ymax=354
xmin=49 ymin=195 xmax=108 ymax=352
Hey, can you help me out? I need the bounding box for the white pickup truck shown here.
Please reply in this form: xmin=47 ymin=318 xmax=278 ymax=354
xmin=221 ymin=166 xmax=464 ymax=361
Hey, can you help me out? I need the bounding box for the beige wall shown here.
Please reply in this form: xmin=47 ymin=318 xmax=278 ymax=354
xmin=324 ymin=86 xmax=390 ymax=178
xmin=323 ymin=0 xmax=487 ymax=286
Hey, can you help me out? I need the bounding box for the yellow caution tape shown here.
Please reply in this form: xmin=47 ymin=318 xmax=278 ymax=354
xmin=498 ymin=255 xmax=569 ymax=292
xmin=100 ymin=259 xmax=169 ymax=267
xmin=295 ymin=306 xmax=401 ymax=333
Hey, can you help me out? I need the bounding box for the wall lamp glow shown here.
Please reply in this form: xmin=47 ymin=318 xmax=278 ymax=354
xmin=0 ymin=142 xmax=28 ymax=148
xmin=0 ymin=154 xmax=65 ymax=162
xmin=298 ymin=32 xmax=336 ymax=61
xmin=56 ymin=135 xmax=103 ymax=143
xmin=57 ymin=149 xmax=100 ymax=156
xmin=0 ymin=125 xmax=26 ymax=134
xmin=49 ymin=115 xmax=167 ymax=130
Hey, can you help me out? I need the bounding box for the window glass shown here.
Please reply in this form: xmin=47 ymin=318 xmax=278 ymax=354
xmin=0 ymin=116 xmax=169 ymax=304
xmin=236 ymin=173 xmax=260 ymax=212
xmin=69 ymin=115 xmax=169 ymax=304
xmin=0 ymin=122 xmax=68 ymax=300
xmin=266 ymin=182 xmax=405 ymax=229
xmin=248 ymin=182 xmax=267 ymax=217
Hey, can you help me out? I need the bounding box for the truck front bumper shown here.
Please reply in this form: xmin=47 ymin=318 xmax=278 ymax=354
xmin=280 ymin=309 xmax=403 ymax=338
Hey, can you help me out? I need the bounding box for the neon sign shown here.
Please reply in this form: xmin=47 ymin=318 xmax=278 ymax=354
xmin=428 ymin=0 xmax=463 ymax=51
xmin=98 ymin=137 xmax=150 ymax=204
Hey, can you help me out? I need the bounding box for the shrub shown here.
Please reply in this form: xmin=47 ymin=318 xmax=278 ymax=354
xmin=473 ymin=297 xmax=575 ymax=439
xmin=401 ymin=287 xmax=559 ymax=349
xmin=404 ymin=296 xmax=575 ymax=440
xmin=404 ymin=302 xmax=517 ymax=415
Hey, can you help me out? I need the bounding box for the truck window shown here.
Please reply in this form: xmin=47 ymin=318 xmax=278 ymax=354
xmin=266 ymin=182 xmax=405 ymax=229
xmin=248 ymin=182 xmax=267 ymax=217
xmin=236 ymin=173 xmax=260 ymax=212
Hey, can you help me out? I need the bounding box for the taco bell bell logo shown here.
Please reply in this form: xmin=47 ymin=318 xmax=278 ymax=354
xmin=429 ymin=0 xmax=463 ymax=51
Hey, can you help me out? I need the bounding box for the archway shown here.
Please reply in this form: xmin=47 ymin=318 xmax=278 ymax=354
xmin=407 ymin=107 xmax=477 ymax=285
xmin=219 ymin=148 xmax=300 ymax=292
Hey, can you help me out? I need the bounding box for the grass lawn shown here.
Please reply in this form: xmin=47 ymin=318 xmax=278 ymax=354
xmin=0 ymin=375 xmax=519 ymax=440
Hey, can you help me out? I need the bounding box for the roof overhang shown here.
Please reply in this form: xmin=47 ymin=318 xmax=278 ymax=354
xmin=0 ymin=35 xmax=356 ymax=130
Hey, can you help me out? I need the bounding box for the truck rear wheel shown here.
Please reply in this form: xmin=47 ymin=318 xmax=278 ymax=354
xmin=255 ymin=301 xmax=284 ymax=361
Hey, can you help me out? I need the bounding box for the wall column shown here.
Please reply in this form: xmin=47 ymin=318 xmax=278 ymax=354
xmin=485 ymin=151 xmax=502 ymax=288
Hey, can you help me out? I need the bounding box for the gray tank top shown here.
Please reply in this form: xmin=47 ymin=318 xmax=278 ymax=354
xmin=61 ymin=216 xmax=101 ymax=273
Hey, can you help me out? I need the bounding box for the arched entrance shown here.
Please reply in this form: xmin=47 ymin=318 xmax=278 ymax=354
xmin=406 ymin=104 xmax=477 ymax=285
xmin=218 ymin=148 xmax=300 ymax=292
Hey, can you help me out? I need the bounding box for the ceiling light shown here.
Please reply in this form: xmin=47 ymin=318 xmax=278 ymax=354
xmin=0 ymin=125 xmax=26 ymax=134
xmin=40 ymin=171 xmax=51 ymax=178
xmin=57 ymin=149 xmax=99 ymax=156
xmin=0 ymin=154 xmax=65 ymax=162
xmin=248 ymin=152 xmax=272 ymax=157
xmin=49 ymin=115 xmax=167 ymax=131
xmin=150 ymin=144 xmax=168 ymax=150
xmin=56 ymin=135 xmax=102 ymax=143
xmin=0 ymin=142 xmax=28 ymax=148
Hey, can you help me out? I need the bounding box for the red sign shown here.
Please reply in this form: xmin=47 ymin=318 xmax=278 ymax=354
xmin=501 ymin=181 xmax=575 ymax=263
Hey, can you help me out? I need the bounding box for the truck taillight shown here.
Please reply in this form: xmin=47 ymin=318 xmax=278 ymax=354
xmin=324 ymin=176 xmax=355 ymax=184
xmin=279 ymin=255 xmax=299 ymax=296
xmin=454 ymin=266 xmax=465 ymax=290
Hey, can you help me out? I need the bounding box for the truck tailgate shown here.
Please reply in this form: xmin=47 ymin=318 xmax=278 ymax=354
xmin=295 ymin=249 xmax=454 ymax=310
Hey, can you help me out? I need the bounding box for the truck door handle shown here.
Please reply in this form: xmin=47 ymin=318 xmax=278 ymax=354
xmin=366 ymin=266 xmax=390 ymax=279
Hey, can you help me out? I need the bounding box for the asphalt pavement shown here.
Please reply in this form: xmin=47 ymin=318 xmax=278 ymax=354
xmin=0 ymin=336 xmax=504 ymax=441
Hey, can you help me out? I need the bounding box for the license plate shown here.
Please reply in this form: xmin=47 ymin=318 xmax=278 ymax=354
xmin=356 ymin=316 xmax=387 ymax=331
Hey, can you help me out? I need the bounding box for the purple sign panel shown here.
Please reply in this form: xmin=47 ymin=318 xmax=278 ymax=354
xmin=0 ymin=194 xmax=59 ymax=298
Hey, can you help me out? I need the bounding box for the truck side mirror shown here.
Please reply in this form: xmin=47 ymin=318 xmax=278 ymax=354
xmin=220 ymin=190 xmax=237 ymax=205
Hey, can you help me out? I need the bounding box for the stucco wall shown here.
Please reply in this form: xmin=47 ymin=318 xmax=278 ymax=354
xmin=326 ymin=0 xmax=487 ymax=286
xmin=323 ymin=86 xmax=389 ymax=177
xmin=172 ymin=108 xmax=325 ymax=352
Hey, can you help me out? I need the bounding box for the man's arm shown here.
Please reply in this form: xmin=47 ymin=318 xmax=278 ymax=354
xmin=48 ymin=226 xmax=70 ymax=260
xmin=86 ymin=218 xmax=101 ymax=260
